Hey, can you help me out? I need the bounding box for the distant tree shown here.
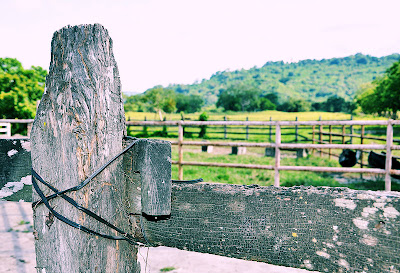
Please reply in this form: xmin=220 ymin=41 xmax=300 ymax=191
xmin=277 ymin=98 xmax=311 ymax=112
xmin=123 ymin=94 xmax=146 ymax=112
xmin=279 ymin=77 xmax=290 ymax=84
xmin=355 ymin=53 xmax=368 ymax=65
xmin=324 ymin=96 xmax=346 ymax=112
xmin=356 ymin=82 xmax=380 ymax=115
xmin=216 ymin=84 xmax=261 ymax=112
xmin=263 ymin=93 xmax=279 ymax=105
xmin=356 ymin=60 xmax=400 ymax=118
xmin=0 ymin=58 xmax=47 ymax=133
xmin=259 ymin=97 xmax=276 ymax=110
xmin=175 ymin=94 xmax=204 ymax=113
xmin=142 ymin=87 xmax=176 ymax=120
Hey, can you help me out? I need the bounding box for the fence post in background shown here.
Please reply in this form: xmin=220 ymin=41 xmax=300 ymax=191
xmin=341 ymin=125 xmax=345 ymax=144
xmin=385 ymin=120 xmax=393 ymax=191
xmin=350 ymin=115 xmax=354 ymax=144
xmin=224 ymin=116 xmax=227 ymax=139
xmin=246 ymin=117 xmax=249 ymax=140
xmin=143 ymin=116 xmax=148 ymax=136
xmin=329 ymin=125 xmax=332 ymax=159
xmin=295 ymin=116 xmax=298 ymax=143
xmin=274 ymin=123 xmax=281 ymax=187
xmin=181 ymin=113 xmax=185 ymax=137
xmin=269 ymin=117 xmax=272 ymax=143
xmin=178 ymin=121 xmax=184 ymax=180
xmin=360 ymin=125 xmax=365 ymax=179
xmin=319 ymin=116 xmax=322 ymax=156
xmin=162 ymin=116 xmax=168 ymax=136
xmin=312 ymin=125 xmax=315 ymax=155
xmin=27 ymin=122 xmax=33 ymax=137
xmin=30 ymin=24 xmax=138 ymax=272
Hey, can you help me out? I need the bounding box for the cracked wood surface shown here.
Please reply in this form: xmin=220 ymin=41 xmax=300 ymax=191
xmin=30 ymin=24 xmax=138 ymax=273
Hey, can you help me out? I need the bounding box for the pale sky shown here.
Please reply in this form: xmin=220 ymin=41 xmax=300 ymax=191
xmin=1 ymin=0 xmax=400 ymax=93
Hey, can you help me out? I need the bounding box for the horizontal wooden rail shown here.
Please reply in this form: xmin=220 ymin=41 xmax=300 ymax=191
xmin=319 ymin=131 xmax=400 ymax=143
xmin=172 ymin=160 xmax=274 ymax=170
xmin=0 ymin=119 xmax=34 ymax=123
xmin=171 ymin=140 xmax=388 ymax=150
xmin=171 ymin=160 xmax=400 ymax=175
xmin=127 ymin=119 xmax=399 ymax=126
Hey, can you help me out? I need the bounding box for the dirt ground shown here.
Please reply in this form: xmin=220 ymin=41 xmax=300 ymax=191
xmin=0 ymin=201 xmax=314 ymax=273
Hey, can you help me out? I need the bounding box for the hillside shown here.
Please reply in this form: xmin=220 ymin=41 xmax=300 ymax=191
xmin=165 ymin=53 xmax=400 ymax=106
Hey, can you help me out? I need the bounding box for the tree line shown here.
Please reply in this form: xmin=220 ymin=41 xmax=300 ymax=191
xmin=1 ymin=56 xmax=400 ymax=126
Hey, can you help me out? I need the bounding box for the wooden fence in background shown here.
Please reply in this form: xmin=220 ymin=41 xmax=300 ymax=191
xmin=127 ymin=119 xmax=400 ymax=191
xmin=2 ymin=118 xmax=400 ymax=191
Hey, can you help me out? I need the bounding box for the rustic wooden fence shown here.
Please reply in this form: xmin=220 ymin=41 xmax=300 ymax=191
xmin=1 ymin=24 xmax=400 ymax=273
xmin=2 ymin=118 xmax=400 ymax=191
xmin=126 ymin=119 xmax=400 ymax=191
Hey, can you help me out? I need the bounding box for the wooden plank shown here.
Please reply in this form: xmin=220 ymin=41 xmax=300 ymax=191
xmin=140 ymin=183 xmax=400 ymax=272
xmin=30 ymin=24 xmax=138 ymax=272
xmin=127 ymin=138 xmax=172 ymax=216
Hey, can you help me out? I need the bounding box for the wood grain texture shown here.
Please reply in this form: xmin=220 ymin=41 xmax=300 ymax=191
xmin=31 ymin=24 xmax=138 ymax=272
xmin=143 ymin=184 xmax=400 ymax=273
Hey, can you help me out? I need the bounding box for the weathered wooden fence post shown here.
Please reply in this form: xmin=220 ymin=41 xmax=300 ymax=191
xmin=224 ymin=116 xmax=227 ymax=139
xmin=385 ymin=119 xmax=393 ymax=191
xmin=274 ymin=123 xmax=281 ymax=187
xmin=319 ymin=116 xmax=322 ymax=156
xmin=269 ymin=116 xmax=272 ymax=142
xmin=245 ymin=116 xmax=249 ymax=140
xmin=178 ymin=121 xmax=184 ymax=180
xmin=312 ymin=124 xmax=315 ymax=155
xmin=31 ymin=24 xmax=139 ymax=272
xmin=329 ymin=125 xmax=332 ymax=159
xmin=350 ymin=114 xmax=354 ymax=144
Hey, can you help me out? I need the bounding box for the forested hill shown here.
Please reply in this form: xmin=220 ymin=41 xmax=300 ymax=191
xmin=166 ymin=53 xmax=400 ymax=106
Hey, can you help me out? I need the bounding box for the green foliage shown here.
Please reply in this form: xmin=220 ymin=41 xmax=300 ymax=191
xmin=124 ymin=86 xmax=176 ymax=120
xmin=124 ymin=88 xmax=204 ymax=117
xmin=198 ymin=111 xmax=209 ymax=138
xmin=277 ymin=98 xmax=311 ymax=112
xmin=176 ymin=93 xmax=204 ymax=113
xmin=216 ymin=84 xmax=275 ymax=112
xmin=356 ymin=60 xmax=400 ymax=118
xmin=164 ymin=53 xmax=400 ymax=106
xmin=217 ymin=84 xmax=262 ymax=111
xmin=259 ymin=97 xmax=276 ymax=110
xmin=312 ymin=95 xmax=356 ymax=113
xmin=0 ymin=58 xmax=46 ymax=120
